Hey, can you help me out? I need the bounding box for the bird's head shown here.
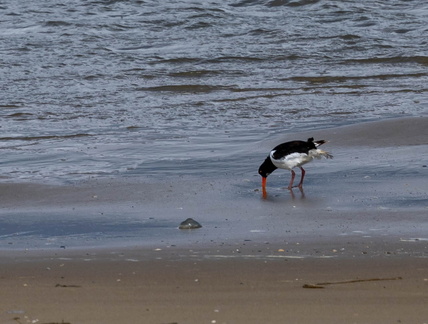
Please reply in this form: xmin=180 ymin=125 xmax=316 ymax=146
xmin=258 ymin=167 xmax=270 ymax=178
xmin=258 ymin=157 xmax=277 ymax=186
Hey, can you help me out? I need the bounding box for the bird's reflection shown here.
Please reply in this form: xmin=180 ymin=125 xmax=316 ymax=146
xmin=261 ymin=186 xmax=305 ymax=200
xmin=289 ymin=187 xmax=305 ymax=200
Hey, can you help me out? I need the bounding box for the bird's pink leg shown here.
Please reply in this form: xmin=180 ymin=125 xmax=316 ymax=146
xmin=287 ymin=170 xmax=296 ymax=190
xmin=296 ymin=167 xmax=306 ymax=188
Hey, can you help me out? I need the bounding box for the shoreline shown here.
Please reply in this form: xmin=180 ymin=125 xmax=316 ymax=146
xmin=1 ymin=116 xmax=427 ymax=253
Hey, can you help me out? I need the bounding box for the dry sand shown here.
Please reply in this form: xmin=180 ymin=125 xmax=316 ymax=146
xmin=1 ymin=116 xmax=427 ymax=324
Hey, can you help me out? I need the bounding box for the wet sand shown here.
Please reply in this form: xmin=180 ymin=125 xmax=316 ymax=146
xmin=1 ymin=116 xmax=427 ymax=323
xmin=1 ymin=250 xmax=427 ymax=324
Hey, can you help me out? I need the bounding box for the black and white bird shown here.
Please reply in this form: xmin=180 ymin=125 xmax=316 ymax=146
xmin=258 ymin=137 xmax=333 ymax=190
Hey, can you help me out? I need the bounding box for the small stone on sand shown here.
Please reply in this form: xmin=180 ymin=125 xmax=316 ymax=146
xmin=179 ymin=218 xmax=202 ymax=229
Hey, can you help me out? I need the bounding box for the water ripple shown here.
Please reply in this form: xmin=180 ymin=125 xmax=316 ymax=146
xmin=1 ymin=0 xmax=427 ymax=182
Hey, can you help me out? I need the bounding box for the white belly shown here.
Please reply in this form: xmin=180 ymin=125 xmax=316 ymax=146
xmin=270 ymin=149 xmax=325 ymax=170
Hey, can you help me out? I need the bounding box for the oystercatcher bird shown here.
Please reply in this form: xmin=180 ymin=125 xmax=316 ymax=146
xmin=258 ymin=137 xmax=333 ymax=190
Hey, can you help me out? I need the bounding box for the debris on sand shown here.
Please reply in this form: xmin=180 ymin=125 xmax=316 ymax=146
xmin=179 ymin=218 xmax=202 ymax=230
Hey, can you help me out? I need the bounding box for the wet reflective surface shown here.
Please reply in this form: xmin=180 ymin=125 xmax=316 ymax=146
xmin=1 ymin=2 xmax=427 ymax=252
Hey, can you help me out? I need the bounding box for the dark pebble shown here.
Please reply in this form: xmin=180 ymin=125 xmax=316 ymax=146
xmin=179 ymin=218 xmax=202 ymax=229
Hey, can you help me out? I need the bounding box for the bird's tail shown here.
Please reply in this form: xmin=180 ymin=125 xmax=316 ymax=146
xmin=313 ymin=139 xmax=327 ymax=147
xmin=307 ymin=137 xmax=328 ymax=147
xmin=308 ymin=138 xmax=333 ymax=158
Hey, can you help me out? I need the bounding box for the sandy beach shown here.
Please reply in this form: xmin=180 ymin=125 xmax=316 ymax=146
xmin=1 ymin=116 xmax=427 ymax=324
xmin=1 ymin=250 xmax=427 ymax=324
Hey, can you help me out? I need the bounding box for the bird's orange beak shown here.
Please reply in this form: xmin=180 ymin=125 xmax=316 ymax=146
xmin=261 ymin=177 xmax=267 ymax=199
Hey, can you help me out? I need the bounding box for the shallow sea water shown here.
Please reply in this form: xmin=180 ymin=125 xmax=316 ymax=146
xmin=1 ymin=0 xmax=427 ymax=182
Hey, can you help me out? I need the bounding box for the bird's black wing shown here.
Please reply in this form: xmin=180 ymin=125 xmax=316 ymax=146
xmin=271 ymin=140 xmax=312 ymax=160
